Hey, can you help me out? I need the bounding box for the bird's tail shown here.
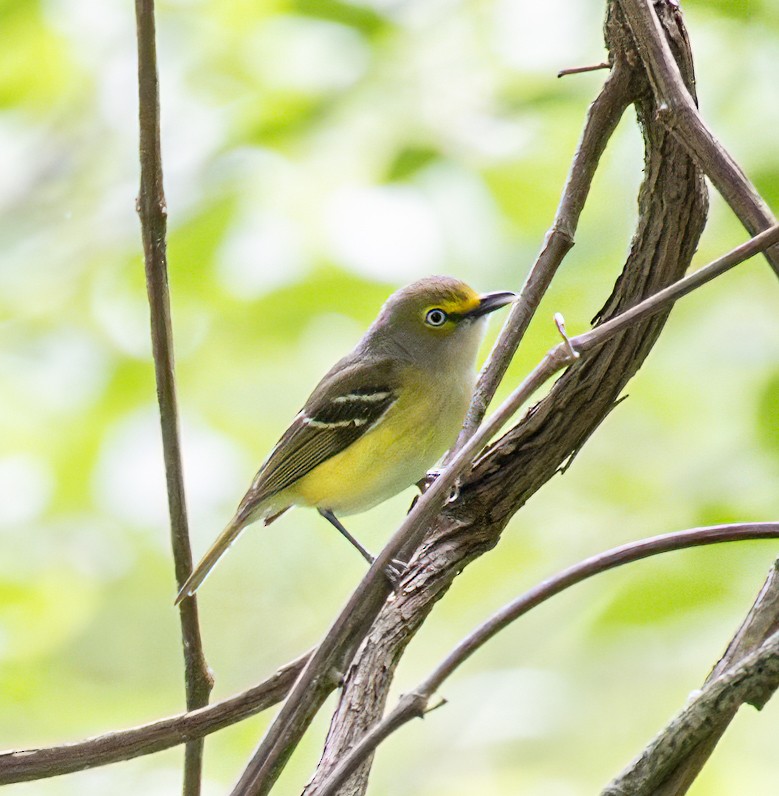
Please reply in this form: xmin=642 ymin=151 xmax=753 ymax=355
xmin=174 ymin=512 xmax=250 ymax=605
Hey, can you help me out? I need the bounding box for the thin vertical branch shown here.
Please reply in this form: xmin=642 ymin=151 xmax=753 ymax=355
xmin=134 ymin=2 xmax=214 ymax=794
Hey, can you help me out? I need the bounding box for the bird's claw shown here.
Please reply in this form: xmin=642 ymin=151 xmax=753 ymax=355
xmin=382 ymin=558 xmax=407 ymax=591
xmin=416 ymin=469 xmax=442 ymax=494
xmin=416 ymin=469 xmax=460 ymax=504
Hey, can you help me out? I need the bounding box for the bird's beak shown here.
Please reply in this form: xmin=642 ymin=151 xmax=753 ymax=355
xmin=466 ymin=290 xmax=517 ymax=318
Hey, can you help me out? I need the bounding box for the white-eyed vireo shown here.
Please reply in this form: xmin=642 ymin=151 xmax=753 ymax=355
xmin=176 ymin=276 xmax=515 ymax=602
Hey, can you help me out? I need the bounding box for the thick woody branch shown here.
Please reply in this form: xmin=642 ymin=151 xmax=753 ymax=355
xmin=602 ymin=630 xmax=779 ymax=796
xmin=0 ymin=653 xmax=309 ymax=785
xmin=229 ymin=348 xmax=568 ymax=796
xmin=240 ymin=206 xmax=775 ymax=796
xmin=312 ymin=524 xmax=779 ymax=796
xmin=3 ymin=3 xmax=770 ymax=794
xmin=303 ymin=4 xmax=709 ymax=791
xmin=2 ymin=226 xmax=775 ymax=793
xmin=135 ymin=2 xmax=213 ymax=793
xmin=618 ymin=0 xmax=779 ymax=277
xmin=5 ymin=221 xmax=773 ymax=790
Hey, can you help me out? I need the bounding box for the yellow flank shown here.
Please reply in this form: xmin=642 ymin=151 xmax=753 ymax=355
xmin=286 ymin=365 xmax=472 ymax=515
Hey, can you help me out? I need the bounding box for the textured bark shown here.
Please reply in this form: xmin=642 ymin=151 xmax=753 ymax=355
xmin=608 ymin=562 xmax=779 ymax=795
xmin=619 ymin=0 xmax=779 ymax=278
xmin=602 ymin=631 xmax=779 ymax=796
xmin=303 ymin=3 xmax=708 ymax=793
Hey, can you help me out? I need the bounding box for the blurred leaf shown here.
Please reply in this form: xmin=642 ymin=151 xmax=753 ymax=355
xmin=0 ymin=573 xmax=95 ymax=662
xmin=753 ymin=167 xmax=779 ymax=212
xmin=593 ymin=553 xmax=730 ymax=628
xmin=168 ymin=196 xmax=238 ymax=297
xmin=756 ymin=369 xmax=779 ymax=456
xmin=242 ymin=92 xmax=333 ymax=146
xmin=229 ymin=266 xmax=391 ymax=344
xmin=686 ymin=0 xmax=776 ymax=22
xmin=385 ymin=146 xmax=441 ymax=181
xmin=483 ymin=158 xmax=564 ymax=229
xmin=695 ymin=501 xmax=748 ymax=528
xmin=289 ymin=0 xmax=392 ymax=38
xmin=0 ymin=2 xmax=76 ymax=109
xmin=499 ymin=77 xmax=591 ymax=112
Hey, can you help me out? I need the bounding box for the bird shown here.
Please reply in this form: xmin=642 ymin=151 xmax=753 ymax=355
xmin=175 ymin=276 xmax=515 ymax=603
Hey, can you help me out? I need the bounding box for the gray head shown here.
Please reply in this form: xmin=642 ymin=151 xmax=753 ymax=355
xmin=360 ymin=276 xmax=515 ymax=369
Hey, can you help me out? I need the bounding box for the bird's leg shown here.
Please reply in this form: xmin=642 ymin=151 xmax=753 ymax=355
xmin=318 ymin=509 xmax=405 ymax=585
xmin=318 ymin=509 xmax=373 ymax=564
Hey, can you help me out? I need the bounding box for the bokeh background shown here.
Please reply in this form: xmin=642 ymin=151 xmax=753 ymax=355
xmin=2 ymin=0 xmax=778 ymax=794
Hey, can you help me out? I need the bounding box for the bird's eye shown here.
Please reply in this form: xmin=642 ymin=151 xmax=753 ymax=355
xmin=425 ymin=308 xmax=448 ymax=327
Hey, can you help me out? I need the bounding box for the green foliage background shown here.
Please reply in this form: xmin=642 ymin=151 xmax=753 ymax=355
xmin=1 ymin=0 xmax=778 ymax=794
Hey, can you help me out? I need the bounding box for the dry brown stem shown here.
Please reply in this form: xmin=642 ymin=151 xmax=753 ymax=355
xmin=135 ymin=1 xmax=213 ymax=793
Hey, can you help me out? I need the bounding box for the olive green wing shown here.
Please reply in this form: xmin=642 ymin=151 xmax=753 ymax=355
xmin=234 ymin=357 xmax=401 ymax=518
xmin=175 ymin=358 xmax=403 ymax=603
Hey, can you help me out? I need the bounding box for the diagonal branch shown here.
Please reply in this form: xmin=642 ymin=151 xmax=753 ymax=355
xmin=135 ymin=2 xmax=213 ymax=793
xmin=5 ymin=218 xmax=774 ymax=790
xmin=237 ymin=198 xmax=774 ymax=796
xmin=229 ymin=341 xmax=569 ymax=796
xmin=618 ymin=0 xmax=779 ymax=277
xmin=453 ymin=59 xmax=634 ymax=450
xmin=3 ymin=224 xmax=775 ymax=793
xmin=302 ymin=3 xmax=710 ymax=791
xmin=602 ymin=630 xmax=779 ymax=796
xmin=311 ymin=523 xmax=779 ymax=796
xmin=604 ymin=559 xmax=779 ymax=795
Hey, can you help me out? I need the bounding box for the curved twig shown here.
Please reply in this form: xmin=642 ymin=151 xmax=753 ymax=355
xmin=301 ymin=3 xmax=712 ymax=785
xmin=311 ymin=523 xmax=779 ymax=796
xmin=3 ymin=209 xmax=774 ymax=796
xmin=7 ymin=220 xmax=774 ymax=789
xmin=0 ymin=653 xmax=309 ymax=785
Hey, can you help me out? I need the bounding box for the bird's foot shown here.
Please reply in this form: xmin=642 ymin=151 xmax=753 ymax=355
xmin=415 ymin=469 xmax=461 ymax=505
xmin=416 ymin=469 xmax=442 ymax=494
xmin=373 ymin=557 xmax=406 ymax=590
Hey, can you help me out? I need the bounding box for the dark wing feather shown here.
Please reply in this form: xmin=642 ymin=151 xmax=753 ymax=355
xmin=235 ymin=357 xmax=401 ymax=516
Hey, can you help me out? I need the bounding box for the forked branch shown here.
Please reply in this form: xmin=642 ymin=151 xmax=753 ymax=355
xmin=618 ymin=0 xmax=779 ymax=276
xmin=603 ymin=561 xmax=779 ymax=795
xmin=312 ymin=523 xmax=779 ymax=796
xmin=232 ymin=211 xmax=776 ymax=795
xmin=2 ymin=224 xmax=776 ymax=789
xmin=302 ymin=3 xmax=708 ymax=790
